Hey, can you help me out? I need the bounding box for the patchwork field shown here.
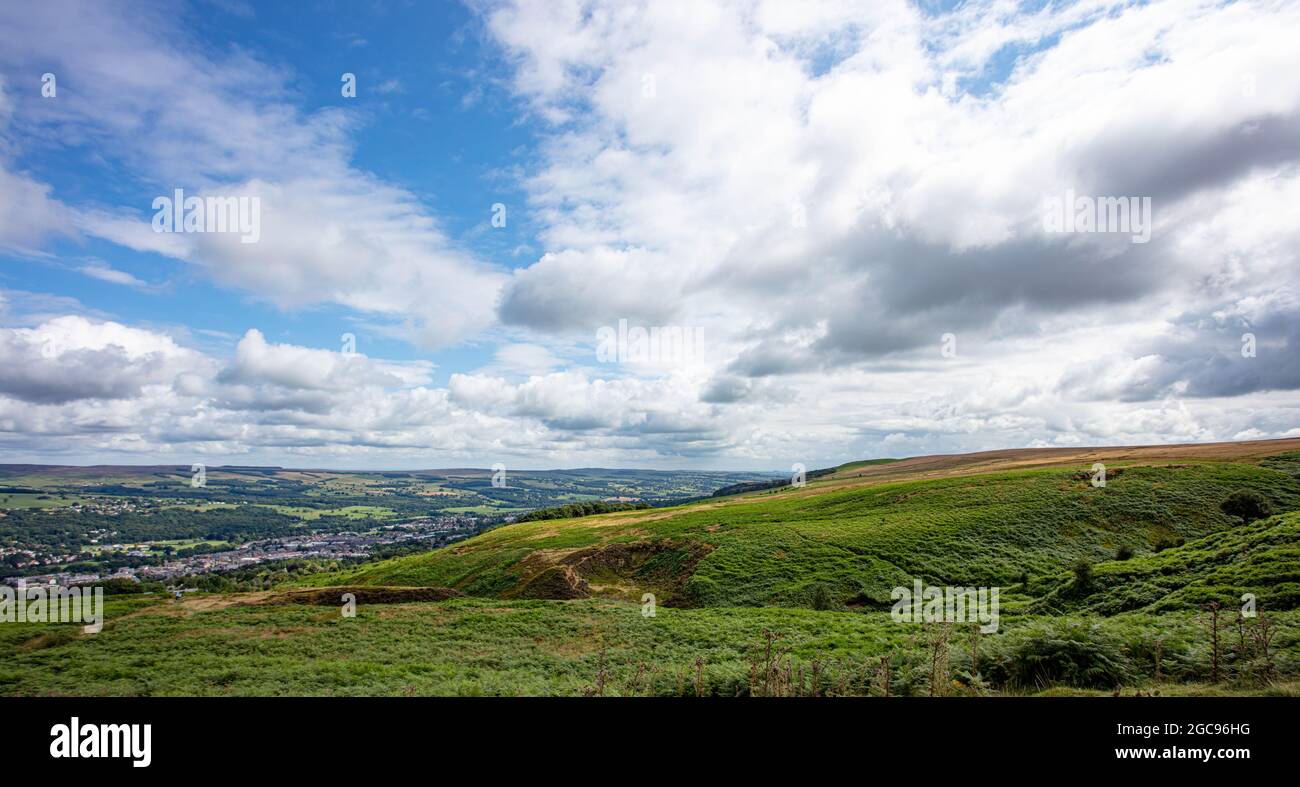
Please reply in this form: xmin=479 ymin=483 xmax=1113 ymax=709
xmin=0 ymin=464 xmax=774 ymax=582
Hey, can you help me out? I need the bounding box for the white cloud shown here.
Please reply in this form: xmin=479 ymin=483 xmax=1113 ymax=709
xmin=0 ymin=1 xmax=506 ymax=351
xmin=473 ymin=0 xmax=1300 ymax=461
xmin=0 ymin=316 xmax=210 ymax=404
xmin=490 ymin=343 xmax=565 ymax=377
xmin=77 ymin=261 xmax=148 ymax=289
xmin=0 ymin=0 xmax=1297 ymax=467
xmin=0 ymin=166 xmax=71 ymax=255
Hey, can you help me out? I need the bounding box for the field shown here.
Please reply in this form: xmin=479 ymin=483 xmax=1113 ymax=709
xmin=4 ymin=438 xmax=1300 ymax=696
xmin=0 ymin=493 xmax=88 ymax=509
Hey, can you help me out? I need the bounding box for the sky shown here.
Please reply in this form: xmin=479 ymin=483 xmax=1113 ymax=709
xmin=0 ymin=0 xmax=1297 ymax=471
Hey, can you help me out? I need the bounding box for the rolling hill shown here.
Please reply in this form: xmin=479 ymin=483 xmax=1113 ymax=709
xmin=308 ymin=438 xmax=1300 ymax=613
xmin=6 ymin=437 xmax=1300 ymax=697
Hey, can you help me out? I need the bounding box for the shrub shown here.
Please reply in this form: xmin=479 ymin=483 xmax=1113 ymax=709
xmin=515 ymin=500 xmax=652 ymax=523
xmin=1220 ymin=490 xmax=1271 ymax=523
xmin=1115 ymin=545 xmax=1134 ymax=561
xmin=811 ymin=584 xmax=833 ymax=611
xmin=1072 ymin=558 xmax=1094 ymax=593
xmin=93 ymin=577 xmax=147 ymax=595
xmin=1152 ymin=536 xmax=1184 ymax=553
xmin=985 ymin=621 xmax=1133 ymax=690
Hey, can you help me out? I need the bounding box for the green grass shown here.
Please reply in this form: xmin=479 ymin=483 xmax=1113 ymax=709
xmin=440 ymin=505 xmax=526 ymax=514
xmin=310 ymin=461 xmax=1300 ymax=610
xmin=0 ymin=595 xmax=165 ymax=662
xmin=7 ymin=451 xmax=1300 ymax=697
xmin=1036 ymin=510 xmax=1300 ymax=614
xmin=80 ymin=538 xmax=233 ymax=555
xmin=2 ymin=596 xmax=1296 ymax=696
xmin=0 ymin=492 xmax=87 ymax=509
xmin=261 ymin=504 xmax=397 ymax=521
xmin=169 ymin=502 xmax=240 ymax=512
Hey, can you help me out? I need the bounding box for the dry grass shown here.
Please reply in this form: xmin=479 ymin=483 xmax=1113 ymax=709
xmin=825 ymin=437 xmax=1300 ymax=484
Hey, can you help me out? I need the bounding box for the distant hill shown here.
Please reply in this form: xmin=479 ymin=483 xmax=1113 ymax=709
xmin=0 ymin=464 xmax=775 ymax=515
xmin=710 ymin=466 xmax=837 ymax=498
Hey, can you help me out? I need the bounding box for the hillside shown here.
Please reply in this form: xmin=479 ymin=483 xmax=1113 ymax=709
xmin=310 ymin=440 xmax=1300 ymax=612
xmin=823 ymin=437 xmax=1300 ymax=482
xmin=7 ymin=438 xmax=1300 ymax=698
xmin=1035 ymin=510 xmax=1300 ymax=615
xmin=7 ymin=591 xmax=1297 ymax=697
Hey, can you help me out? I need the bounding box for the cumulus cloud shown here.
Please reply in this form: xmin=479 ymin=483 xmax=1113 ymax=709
xmin=0 ymin=316 xmax=209 ymax=404
xmin=0 ymin=310 xmax=1293 ymax=468
xmin=486 ymin=0 xmax=1300 ymax=369
xmin=1061 ymin=292 xmax=1300 ymax=401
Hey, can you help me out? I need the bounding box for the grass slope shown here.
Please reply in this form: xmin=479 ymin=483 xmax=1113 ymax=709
xmin=4 ymin=594 xmax=1297 ymax=696
xmin=8 ymin=442 xmax=1300 ymax=697
xmin=311 ymin=459 xmax=1300 ymax=611
xmin=1036 ymin=510 xmax=1300 ymax=615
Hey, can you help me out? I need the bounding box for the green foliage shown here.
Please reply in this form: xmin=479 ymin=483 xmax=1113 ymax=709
xmin=1032 ymin=511 xmax=1300 ymax=615
xmin=0 ymin=466 xmax=773 ymax=576
xmin=1072 ymin=558 xmax=1095 ymax=592
xmin=3 ymin=597 xmax=1297 ymax=696
xmin=326 ymin=461 xmax=1300 ymax=611
xmin=8 ymin=453 xmax=1300 ymax=696
xmin=984 ymin=620 xmax=1132 ymax=689
xmin=1221 ymin=489 xmax=1272 ymax=522
xmin=515 ymin=501 xmax=650 ymax=522
xmin=811 ymin=584 xmax=833 ymax=611
xmin=1153 ymin=535 xmax=1185 ymax=552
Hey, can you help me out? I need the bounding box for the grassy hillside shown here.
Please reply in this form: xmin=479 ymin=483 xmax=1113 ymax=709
xmin=1035 ymin=510 xmax=1300 ymax=615
xmin=3 ymin=593 xmax=1297 ymax=696
xmin=7 ymin=441 xmax=1300 ymax=697
xmin=309 ymin=457 xmax=1300 ymax=611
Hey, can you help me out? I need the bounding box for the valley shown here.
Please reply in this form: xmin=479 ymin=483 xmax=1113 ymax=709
xmin=0 ymin=465 xmax=775 ymax=588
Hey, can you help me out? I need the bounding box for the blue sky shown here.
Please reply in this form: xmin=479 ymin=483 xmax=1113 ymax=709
xmin=0 ymin=0 xmax=1296 ymax=470
xmin=7 ymin=0 xmax=537 ymax=374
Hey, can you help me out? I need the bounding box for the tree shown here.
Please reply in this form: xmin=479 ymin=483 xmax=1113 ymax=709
xmin=1220 ymin=490 xmax=1271 ymax=523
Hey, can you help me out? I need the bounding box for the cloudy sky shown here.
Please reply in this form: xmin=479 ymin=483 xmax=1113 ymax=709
xmin=0 ymin=0 xmax=1296 ymax=470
